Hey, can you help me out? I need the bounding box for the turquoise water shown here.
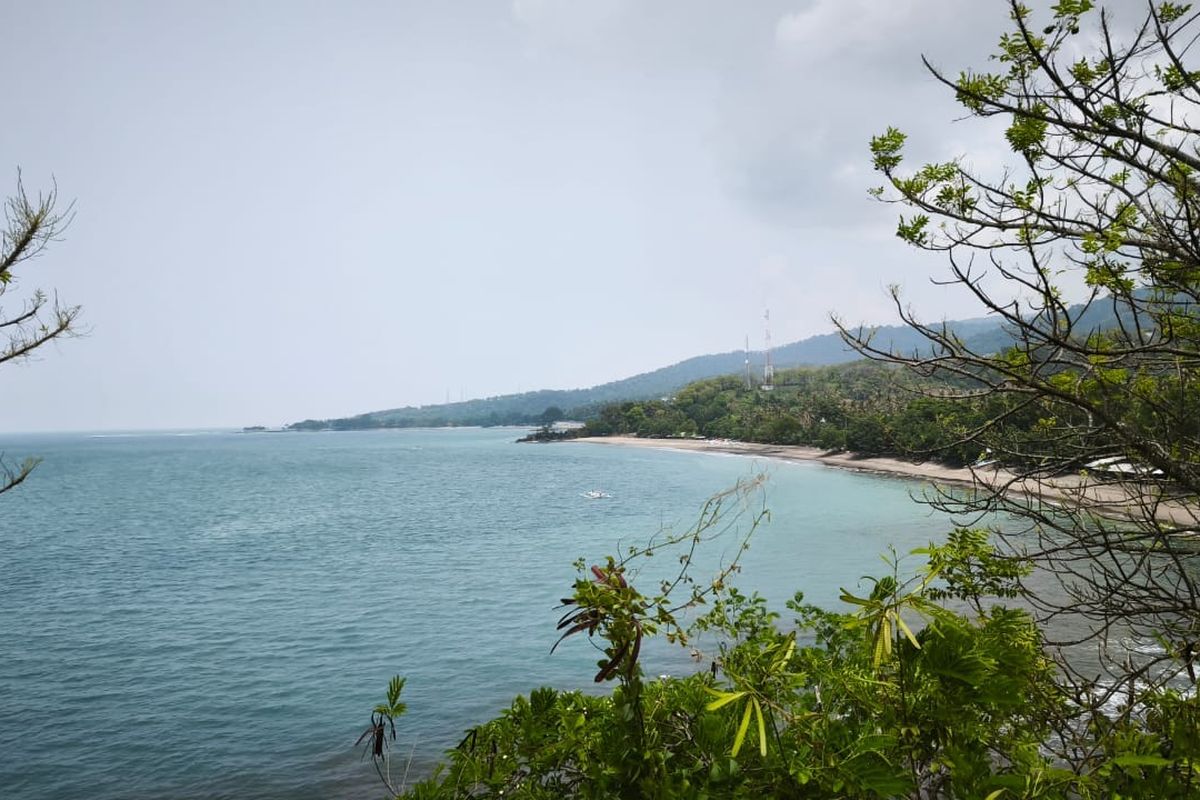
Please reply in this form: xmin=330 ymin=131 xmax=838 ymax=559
xmin=0 ymin=428 xmax=959 ymax=799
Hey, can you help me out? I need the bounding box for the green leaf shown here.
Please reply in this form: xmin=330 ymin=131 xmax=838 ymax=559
xmin=1158 ymin=3 xmax=1192 ymax=25
xmin=873 ymin=621 xmax=891 ymax=667
xmin=752 ymin=697 xmax=767 ymax=757
xmin=895 ymin=615 xmax=921 ymax=649
xmin=844 ymin=752 xmax=910 ymax=796
xmin=1112 ymin=754 xmax=1173 ymax=768
xmin=1005 ymin=111 xmax=1049 ymax=154
xmin=772 ymin=634 xmax=796 ymax=669
xmin=705 ymin=689 xmax=747 ymax=711
xmin=870 ymin=127 xmax=907 ymax=171
xmin=732 ymin=701 xmax=753 ymax=756
xmin=840 ymin=590 xmax=871 ymax=607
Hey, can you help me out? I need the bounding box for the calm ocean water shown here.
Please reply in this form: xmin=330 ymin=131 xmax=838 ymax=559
xmin=0 ymin=427 xmax=961 ymax=799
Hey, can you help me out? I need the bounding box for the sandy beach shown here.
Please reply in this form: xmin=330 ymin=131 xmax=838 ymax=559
xmin=573 ymin=436 xmax=1199 ymax=528
xmin=574 ymin=436 xmax=978 ymax=485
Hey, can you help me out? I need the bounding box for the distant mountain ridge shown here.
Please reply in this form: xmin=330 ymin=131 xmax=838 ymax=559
xmin=287 ymin=312 xmax=1027 ymax=430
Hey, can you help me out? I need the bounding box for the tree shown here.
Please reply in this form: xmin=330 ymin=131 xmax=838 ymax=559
xmin=0 ymin=173 xmax=81 ymax=493
xmin=842 ymin=0 xmax=1200 ymax=710
xmin=539 ymin=405 xmax=566 ymax=426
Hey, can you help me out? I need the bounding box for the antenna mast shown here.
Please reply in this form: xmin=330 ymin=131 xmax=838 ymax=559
xmin=762 ymin=309 xmax=775 ymax=390
xmin=744 ymin=335 xmax=752 ymax=390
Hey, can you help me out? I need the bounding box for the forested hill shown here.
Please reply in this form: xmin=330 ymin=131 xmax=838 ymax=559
xmin=290 ymin=296 xmax=1140 ymax=432
xmin=286 ymin=312 xmax=1026 ymax=430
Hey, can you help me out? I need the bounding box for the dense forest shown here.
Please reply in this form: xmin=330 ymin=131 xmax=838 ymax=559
xmin=576 ymin=361 xmax=1040 ymax=469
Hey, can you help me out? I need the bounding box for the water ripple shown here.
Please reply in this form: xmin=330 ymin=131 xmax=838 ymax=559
xmin=1 ymin=428 xmax=957 ymax=799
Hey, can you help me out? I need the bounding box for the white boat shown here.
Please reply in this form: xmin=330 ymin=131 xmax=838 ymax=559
xmin=1084 ymin=456 xmax=1163 ymax=477
xmin=581 ymin=490 xmax=612 ymax=499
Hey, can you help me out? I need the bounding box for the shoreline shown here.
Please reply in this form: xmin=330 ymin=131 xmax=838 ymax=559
xmin=572 ymin=436 xmax=1199 ymax=528
xmin=571 ymin=436 xmax=983 ymax=485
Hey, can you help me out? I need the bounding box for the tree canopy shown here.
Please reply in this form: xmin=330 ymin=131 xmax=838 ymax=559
xmin=844 ymin=0 xmax=1200 ymax=702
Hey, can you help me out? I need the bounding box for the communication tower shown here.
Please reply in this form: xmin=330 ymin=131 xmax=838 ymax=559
xmin=762 ymin=309 xmax=775 ymax=390
xmin=744 ymin=335 xmax=752 ymax=390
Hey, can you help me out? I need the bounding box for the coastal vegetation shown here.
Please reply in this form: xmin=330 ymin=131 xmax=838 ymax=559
xmin=361 ymin=2 xmax=1200 ymax=798
xmin=851 ymin=0 xmax=1200 ymax=699
xmin=578 ymin=362 xmax=1003 ymax=467
xmin=368 ymin=509 xmax=1197 ymax=799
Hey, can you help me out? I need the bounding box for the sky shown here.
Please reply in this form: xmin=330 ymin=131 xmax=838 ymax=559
xmin=0 ymin=0 xmax=1121 ymax=431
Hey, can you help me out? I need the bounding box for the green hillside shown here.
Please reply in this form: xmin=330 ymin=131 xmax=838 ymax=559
xmin=286 ymin=306 xmax=1106 ymax=431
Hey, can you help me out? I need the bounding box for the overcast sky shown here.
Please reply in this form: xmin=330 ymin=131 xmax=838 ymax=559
xmin=0 ymin=1 xmax=1115 ymax=431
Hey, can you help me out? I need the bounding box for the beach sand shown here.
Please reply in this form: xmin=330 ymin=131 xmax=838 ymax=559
xmin=574 ymin=436 xmax=976 ymax=484
xmin=572 ymin=436 xmax=1199 ymax=528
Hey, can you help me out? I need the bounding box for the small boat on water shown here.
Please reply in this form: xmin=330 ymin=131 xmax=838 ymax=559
xmin=581 ymin=490 xmax=612 ymax=499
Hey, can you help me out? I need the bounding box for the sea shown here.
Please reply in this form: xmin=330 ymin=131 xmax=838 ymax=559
xmin=1 ymin=427 xmax=974 ymax=799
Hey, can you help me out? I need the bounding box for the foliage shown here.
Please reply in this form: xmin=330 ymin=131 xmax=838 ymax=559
xmin=362 ymin=508 xmax=1200 ymax=799
xmin=845 ymin=0 xmax=1200 ymax=701
xmin=915 ymin=528 xmax=1030 ymax=613
xmin=582 ymin=362 xmax=1016 ymax=467
xmin=0 ymin=172 xmax=80 ymax=494
xmin=584 ymin=398 xmax=699 ymax=440
xmin=357 ymin=676 xmax=409 ymax=794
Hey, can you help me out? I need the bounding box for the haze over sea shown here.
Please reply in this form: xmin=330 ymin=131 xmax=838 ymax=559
xmin=1 ymin=427 xmax=961 ymax=799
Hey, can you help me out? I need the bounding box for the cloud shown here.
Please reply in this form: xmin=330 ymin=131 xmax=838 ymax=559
xmin=0 ymin=0 xmax=1085 ymax=429
xmin=758 ymin=253 xmax=789 ymax=282
xmin=770 ymin=0 xmax=1017 ymax=88
xmin=710 ymin=0 xmax=1019 ymax=229
xmin=511 ymin=0 xmax=630 ymax=44
xmin=775 ymin=0 xmax=922 ymax=56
